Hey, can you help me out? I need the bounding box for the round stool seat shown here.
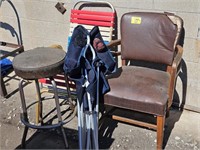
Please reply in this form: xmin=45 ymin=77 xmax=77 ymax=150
xmin=13 ymin=47 xmax=66 ymax=80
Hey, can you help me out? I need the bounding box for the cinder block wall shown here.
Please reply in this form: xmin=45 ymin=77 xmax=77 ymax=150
xmin=1 ymin=0 xmax=200 ymax=112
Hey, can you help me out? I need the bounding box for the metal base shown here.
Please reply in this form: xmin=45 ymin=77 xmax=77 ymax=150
xmin=19 ymin=78 xmax=69 ymax=149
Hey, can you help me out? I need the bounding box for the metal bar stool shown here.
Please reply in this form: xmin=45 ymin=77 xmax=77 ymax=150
xmin=13 ymin=47 xmax=69 ymax=149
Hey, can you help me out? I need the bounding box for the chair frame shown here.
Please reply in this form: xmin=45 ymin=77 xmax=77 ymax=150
xmin=37 ymin=1 xmax=116 ymax=124
xmin=105 ymin=36 xmax=183 ymax=149
xmin=0 ymin=41 xmax=24 ymax=97
xmin=39 ymin=1 xmax=116 ymax=92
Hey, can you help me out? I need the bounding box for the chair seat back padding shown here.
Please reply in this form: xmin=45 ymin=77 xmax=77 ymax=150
xmin=121 ymin=12 xmax=178 ymax=65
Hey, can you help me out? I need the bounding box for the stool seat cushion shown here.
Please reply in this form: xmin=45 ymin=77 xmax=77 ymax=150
xmin=13 ymin=47 xmax=66 ymax=79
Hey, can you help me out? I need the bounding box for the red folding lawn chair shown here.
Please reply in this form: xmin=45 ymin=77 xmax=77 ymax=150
xmin=39 ymin=1 xmax=116 ymax=94
xmin=37 ymin=1 xmax=116 ymax=128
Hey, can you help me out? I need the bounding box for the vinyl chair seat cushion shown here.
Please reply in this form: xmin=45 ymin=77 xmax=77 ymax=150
xmin=13 ymin=47 xmax=66 ymax=80
xmin=104 ymin=66 xmax=170 ymax=116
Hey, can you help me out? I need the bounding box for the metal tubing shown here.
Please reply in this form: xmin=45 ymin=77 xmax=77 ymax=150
xmin=60 ymin=125 xmax=69 ymax=149
xmin=50 ymin=77 xmax=68 ymax=148
xmin=50 ymin=78 xmax=62 ymax=121
xmin=19 ymin=79 xmax=27 ymax=113
xmin=18 ymin=77 xmax=71 ymax=148
xmin=21 ymin=126 xmax=29 ymax=148
xmin=74 ymin=1 xmax=115 ymax=13
xmin=77 ymin=100 xmax=83 ymax=149
xmin=64 ymin=74 xmax=74 ymax=109
xmin=18 ymin=79 xmax=29 ymax=148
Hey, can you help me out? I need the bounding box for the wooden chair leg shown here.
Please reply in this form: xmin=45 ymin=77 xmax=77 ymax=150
xmin=166 ymin=106 xmax=170 ymax=118
xmin=157 ymin=115 xmax=165 ymax=150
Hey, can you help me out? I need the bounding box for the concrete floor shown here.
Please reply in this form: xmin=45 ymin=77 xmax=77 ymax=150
xmin=0 ymin=72 xmax=200 ymax=150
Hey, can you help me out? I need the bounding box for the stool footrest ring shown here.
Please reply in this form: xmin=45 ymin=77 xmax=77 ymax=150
xmin=20 ymin=113 xmax=63 ymax=129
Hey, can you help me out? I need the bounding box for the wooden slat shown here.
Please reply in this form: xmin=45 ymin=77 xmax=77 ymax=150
xmin=112 ymin=115 xmax=157 ymax=130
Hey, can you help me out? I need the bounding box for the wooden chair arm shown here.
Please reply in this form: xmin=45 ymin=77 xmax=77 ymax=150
xmin=107 ymin=39 xmax=121 ymax=48
xmin=172 ymin=45 xmax=183 ymax=69
xmin=167 ymin=45 xmax=183 ymax=108
xmin=107 ymin=39 xmax=121 ymax=56
xmin=110 ymin=51 xmax=121 ymax=56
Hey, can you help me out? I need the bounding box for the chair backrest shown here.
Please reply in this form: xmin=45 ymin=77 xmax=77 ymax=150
xmin=39 ymin=1 xmax=116 ymax=94
xmin=67 ymin=1 xmax=115 ymax=91
xmin=69 ymin=1 xmax=116 ymax=44
xmin=121 ymin=12 xmax=183 ymax=65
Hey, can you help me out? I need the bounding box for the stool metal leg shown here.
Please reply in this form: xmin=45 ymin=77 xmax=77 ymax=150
xmin=21 ymin=125 xmax=29 ymax=148
xmin=50 ymin=77 xmax=69 ymax=148
xmin=19 ymin=79 xmax=29 ymax=148
xmin=35 ymin=79 xmax=44 ymax=125
xmin=64 ymin=74 xmax=75 ymax=110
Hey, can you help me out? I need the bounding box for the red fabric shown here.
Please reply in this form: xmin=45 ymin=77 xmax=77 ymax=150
xmin=71 ymin=9 xmax=115 ymax=17
xmin=70 ymin=9 xmax=115 ymax=27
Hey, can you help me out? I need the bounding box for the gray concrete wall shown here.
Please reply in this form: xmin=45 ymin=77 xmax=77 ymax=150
xmin=0 ymin=0 xmax=200 ymax=112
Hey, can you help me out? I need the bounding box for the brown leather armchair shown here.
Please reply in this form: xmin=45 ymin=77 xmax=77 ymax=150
xmin=104 ymin=12 xmax=183 ymax=150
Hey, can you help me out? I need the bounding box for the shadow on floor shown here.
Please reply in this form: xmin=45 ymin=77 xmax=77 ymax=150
xmin=14 ymin=107 xmax=182 ymax=149
xmin=14 ymin=120 xmax=115 ymax=149
xmin=163 ymin=106 xmax=183 ymax=148
xmin=99 ymin=106 xmax=183 ymax=149
xmin=3 ymin=74 xmax=31 ymax=99
xmin=15 ymin=128 xmax=79 ymax=149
